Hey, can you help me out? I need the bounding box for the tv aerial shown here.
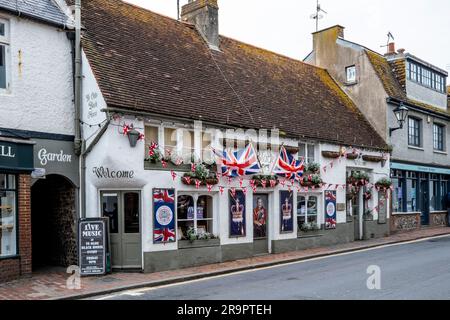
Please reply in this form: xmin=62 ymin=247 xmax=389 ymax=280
xmin=380 ymin=31 xmax=395 ymax=49
xmin=310 ymin=0 xmax=327 ymax=32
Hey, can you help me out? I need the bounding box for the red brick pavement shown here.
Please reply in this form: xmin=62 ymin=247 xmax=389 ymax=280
xmin=0 ymin=227 xmax=449 ymax=300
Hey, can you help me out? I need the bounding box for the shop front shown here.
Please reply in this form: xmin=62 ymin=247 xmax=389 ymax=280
xmin=30 ymin=138 xmax=79 ymax=270
xmin=0 ymin=138 xmax=34 ymax=283
xmin=83 ymin=118 xmax=391 ymax=274
xmin=391 ymin=162 xmax=450 ymax=232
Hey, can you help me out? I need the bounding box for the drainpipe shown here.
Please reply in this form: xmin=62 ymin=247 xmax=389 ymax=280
xmin=74 ymin=0 xmax=82 ymax=156
xmin=74 ymin=0 xmax=84 ymax=218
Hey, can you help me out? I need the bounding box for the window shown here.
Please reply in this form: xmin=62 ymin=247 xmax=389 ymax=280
xmin=297 ymin=195 xmax=318 ymax=230
xmin=430 ymin=175 xmax=439 ymax=212
xmin=177 ymin=194 xmax=213 ymax=239
xmin=182 ymin=130 xmax=195 ymax=163
xmin=391 ymin=170 xmax=404 ymax=213
xmin=346 ymin=65 xmax=356 ymax=83
xmin=406 ymin=172 xmax=418 ymax=212
xmin=298 ymin=143 xmax=315 ymax=164
xmin=441 ymin=176 xmax=448 ymax=211
xmin=407 ymin=60 xmax=446 ymax=93
xmin=0 ymin=18 xmax=10 ymax=90
xmin=433 ymin=123 xmax=445 ymax=151
xmin=408 ymin=117 xmax=421 ymax=147
xmin=201 ymin=131 xmax=213 ymax=163
xmin=0 ymin=174 xmax=17 ymax=257
xmin=164 ymin=127 xmax=177 ymax=157
xmin=144 ymin=126 xmax=159 ymax=158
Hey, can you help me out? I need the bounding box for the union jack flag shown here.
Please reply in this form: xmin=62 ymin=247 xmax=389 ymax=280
xmin=212 ymin=144 xmax=261 ymax=177
xmin=153 ymin=190 xmax=175 ymax=203
xmin=154 ymin=228 xmax=175 ymax=242
xmin=273 ymin=147 xmax=305 ymax=181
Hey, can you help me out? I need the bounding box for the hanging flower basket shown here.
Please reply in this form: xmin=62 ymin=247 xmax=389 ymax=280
xmin=181 ymin=164 xmax=219 ymax=186
xmin=346 ymin=172 xmax=370 ymax=187
xmin=362 ymin=155 xmax=384 ymax=163
xmin=300 ymin=174 xmax=323 ymax=187
xmin=345 ymin=153 xmax=359 ymax=160
xmin=375 ymin=178 xmax=392 ymax=189
xmin=252 ymin=175 xmax=279 ymax=187
xmin=322 ymin=151 xmax=341 ymax=159
xmin=305 ymin=162 xmax=321 ymax=174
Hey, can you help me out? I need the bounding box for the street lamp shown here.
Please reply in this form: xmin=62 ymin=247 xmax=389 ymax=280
xmin=389 ymin=103 xmax=409 ymax=136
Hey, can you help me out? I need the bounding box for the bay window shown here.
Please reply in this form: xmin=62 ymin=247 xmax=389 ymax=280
xmin=0 ymin=174 xmax=17 ymax=257
xmin=177 ymin=193 xmax=214 ymax=239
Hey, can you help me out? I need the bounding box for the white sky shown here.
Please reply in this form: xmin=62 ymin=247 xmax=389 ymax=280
xmin=125 ymin=0 xmax=450 ymax=73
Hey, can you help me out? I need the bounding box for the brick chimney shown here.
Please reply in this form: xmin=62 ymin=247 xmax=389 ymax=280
xmin=181 ymin=0 xmax=220 ymax=51
xmin=385 ymin=42 xmax=396 ymax=56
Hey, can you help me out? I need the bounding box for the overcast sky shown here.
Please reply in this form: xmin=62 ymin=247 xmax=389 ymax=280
xmin=125 ymin=0 xmax=450 ymax=73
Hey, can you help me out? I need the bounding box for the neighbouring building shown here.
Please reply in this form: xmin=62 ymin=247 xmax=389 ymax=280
xmin=0 ymin=0 xmax=77 ymax=282
xmin=75 ymin=0 xmax=391 ymax=273
xmin=305 ymin=25 xmax=450 ymax=233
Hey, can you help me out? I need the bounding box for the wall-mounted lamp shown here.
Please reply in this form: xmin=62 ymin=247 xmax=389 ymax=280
xmin=127 ymin=125 xmax=141 ymax=148
xmin=389 ymin=103 xmax=409 ymax=136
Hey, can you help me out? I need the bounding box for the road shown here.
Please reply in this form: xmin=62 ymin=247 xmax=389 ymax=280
xmin=95 ymin=235 xmax=450 ymax=300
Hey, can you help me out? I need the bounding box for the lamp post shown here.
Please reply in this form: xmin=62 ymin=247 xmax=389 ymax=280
xmin=389 ymin=103 xmax=409 ymax=136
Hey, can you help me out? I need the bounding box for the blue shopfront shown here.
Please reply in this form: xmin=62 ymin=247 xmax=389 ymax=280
xmin=391 ymin=162 xmax=450 ymax=226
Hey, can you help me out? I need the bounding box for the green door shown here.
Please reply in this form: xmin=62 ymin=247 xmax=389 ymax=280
xmin=101 ymin=191 xmax=142 ymax=270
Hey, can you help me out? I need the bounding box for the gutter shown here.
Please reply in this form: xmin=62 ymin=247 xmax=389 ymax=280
xmin=0 ymin=6 xmax=72 ymax=30
xmin=387 ymin=97 xmax=450 ymax=121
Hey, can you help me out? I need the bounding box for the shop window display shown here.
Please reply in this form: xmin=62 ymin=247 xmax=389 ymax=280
xmin=177 ymin=194 xmax=213 ymax=239
xmin=0 ymin=174 xmax=17 ymax=257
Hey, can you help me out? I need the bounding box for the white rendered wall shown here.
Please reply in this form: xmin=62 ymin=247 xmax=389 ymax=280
xmin=0 ymin=13 xmax=74 ymax=135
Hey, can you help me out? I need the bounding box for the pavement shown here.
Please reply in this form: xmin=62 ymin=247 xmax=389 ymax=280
xmin=97 ymin=233 xmax=450 ymax=300
xmin=0 ymin=227 xmax=449 ymax=300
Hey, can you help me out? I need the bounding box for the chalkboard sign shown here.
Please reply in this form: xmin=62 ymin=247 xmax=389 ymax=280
xmin=78 ymin=218 xmax=107 ymax=276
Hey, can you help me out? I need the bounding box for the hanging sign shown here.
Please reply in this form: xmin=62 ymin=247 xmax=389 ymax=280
xmin=325 ymin=190 xmax=337 ymax=230
xmin=153 ymin=189 xmax=176 ymax=243
xmin=280 ymin=190 xmax=294 ymax=233
xmin=78 ymin=218 xmax=107 ymax=276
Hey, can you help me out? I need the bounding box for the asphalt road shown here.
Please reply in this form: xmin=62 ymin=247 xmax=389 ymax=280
xmin=96 ymin=235 xmax=450 ymax=300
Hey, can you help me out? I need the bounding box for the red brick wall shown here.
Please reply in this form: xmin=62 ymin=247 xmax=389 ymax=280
xmin=18 ymin=174 xmax=32 ymax=276
xmin=0 ymin=174 xmax=32 ymax=283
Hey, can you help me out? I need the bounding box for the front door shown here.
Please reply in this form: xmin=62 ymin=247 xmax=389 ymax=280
xmin=253 ymin=194 xmax=269 ymax=255
xmin=101 ymin=191 xmax=142 ymax=269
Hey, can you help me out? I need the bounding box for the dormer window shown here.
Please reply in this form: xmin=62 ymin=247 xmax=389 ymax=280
xmin=346 ymin=65 xmax=356 ymax=83
xmin=407 ymin=60 xmax=446 ymax=93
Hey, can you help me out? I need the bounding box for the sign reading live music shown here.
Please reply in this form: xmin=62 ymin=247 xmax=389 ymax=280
xmin=78 ymin=218 xmax=107 ymax=276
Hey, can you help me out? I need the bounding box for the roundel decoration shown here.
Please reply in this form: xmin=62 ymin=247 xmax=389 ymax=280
xmin=326 ymin=202 xmax=336 ymax=217
xmin=156 ymin=205 xmax=174 ymax=226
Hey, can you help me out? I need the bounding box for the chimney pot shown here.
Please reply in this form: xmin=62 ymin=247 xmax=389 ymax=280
xmin=388 ymin=42 xmax=396 ymax=54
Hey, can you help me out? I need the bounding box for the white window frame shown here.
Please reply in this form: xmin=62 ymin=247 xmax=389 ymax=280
xmin=297 ymin=193 xmax=321 ymax=227
xmin=177 ymin=192 xmax=216 ymax=236
xmin=346 ymin=65 xmax=357 ymax=83
xmin=0 ymin=17 xmax=11 ymax=93
xmin=298 ymin=142 xmax=315 ymax=164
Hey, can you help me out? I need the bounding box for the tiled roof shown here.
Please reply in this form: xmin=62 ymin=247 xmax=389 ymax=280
xmin=80 ymin=0 xmax=387 ymax=149
xmin=0 ymin=0 xmax=69 ymax=27
xmin=365 ymin=50 xmax=450 ymax=117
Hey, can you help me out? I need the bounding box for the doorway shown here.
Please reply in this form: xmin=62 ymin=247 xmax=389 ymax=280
xmin=253 ymin=194 xmax=269 ymax=255
xmin=420 ymin=180 xmax=429 ymax=226
xmin=31 ymin=175 xmax=77 ymax=270
xmin=101 ymin=191 xmax=142 ymax=270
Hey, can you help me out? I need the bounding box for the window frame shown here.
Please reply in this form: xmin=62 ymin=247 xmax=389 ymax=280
xmin=297 ymin=194 xmax=320 ymax=230
xmin=408 ymin=117 xmax=422 ymax=147
xmin=345 ymin=65 xmax=357 ymax=83
xmin=0 ymin=173 xmax=18 ymax=258
xmin=177 ymin=192 xmax=215 ymax=238
xmin=407 ymin=60 xmax=447 ymax=93
xmin=298 ymin=142 xmax=315 ymax=164
xmin=0 ymin=17 xmax=10 ymax=92
xmin=433 ymin=123 xmax=445 ymax=152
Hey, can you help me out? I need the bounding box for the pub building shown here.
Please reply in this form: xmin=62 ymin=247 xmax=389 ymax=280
xmin=78 ymin=0 xmax=391 ymax=273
